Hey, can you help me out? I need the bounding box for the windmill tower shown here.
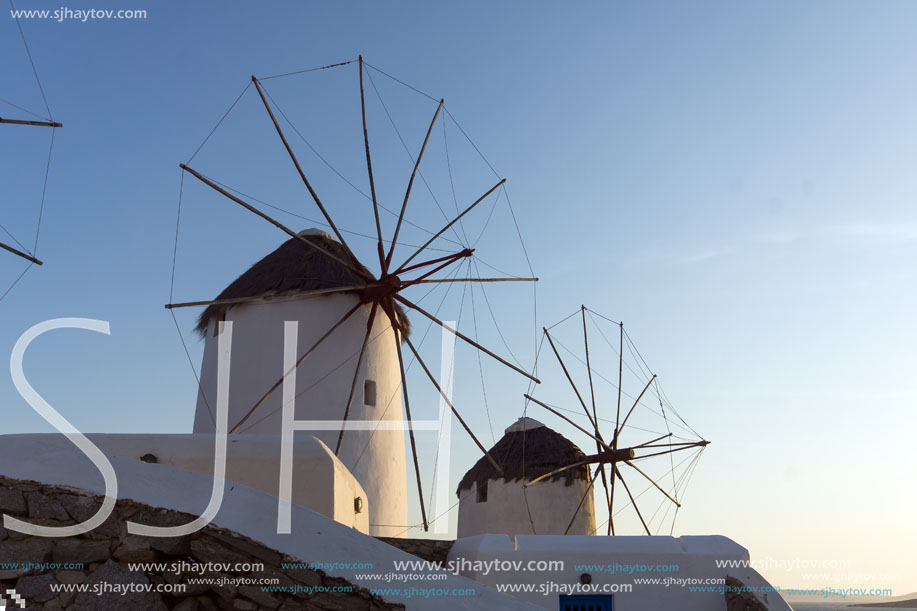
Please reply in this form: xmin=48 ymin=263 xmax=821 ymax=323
xmin=192 ymin=228 xmax=409 ymax=537
xmin=169 ymin=57 xmax=540 ymax=537
xmin=456 ymin=417 xmax=597 ymax=537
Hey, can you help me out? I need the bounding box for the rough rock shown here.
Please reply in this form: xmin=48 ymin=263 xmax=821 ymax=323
xmin=69 ymin=560 xmax=168 ymax=611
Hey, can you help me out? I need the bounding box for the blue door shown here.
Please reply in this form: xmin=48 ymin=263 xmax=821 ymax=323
xmin=559 ymin=594 xmax=613 ymax=611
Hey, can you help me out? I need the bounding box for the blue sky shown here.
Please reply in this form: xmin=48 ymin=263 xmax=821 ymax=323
xmin=2 ymin=0 xmax=915 ymax=594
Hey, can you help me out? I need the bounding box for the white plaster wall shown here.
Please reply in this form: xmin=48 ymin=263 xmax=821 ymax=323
xmin=193 ymin=293 xmax=407 ymax=537
xmin=448 ymin=534 xmax=792 ymax=611
xmin=457 ymin=478 xmax=596 ymax=538
xmin=4 ymin=433 xmax=368 ymax=532
xmin=0 ymin=436 xmax=540 ymax=611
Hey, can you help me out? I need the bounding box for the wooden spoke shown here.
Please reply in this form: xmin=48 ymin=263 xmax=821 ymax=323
xmin=250 ymin=76 xmax=356 ymax=259
xmin=616 ymin=374 xmax=657 ymax=439
xmin=384 ymin=99 xmax=444 ymax=271
xmin=614 ymin=322 xmax=624 ymax=449
xmin=582 ymin=306 xmax=612 ymax=523
xmin=614 ymin=466 xmax=651 ymax=535
xmin=544 ymin=328 xmax=597 ymax=431
xmin=634 ymin=433 xmax=674 ymax=448
xmin=523 ymin=394 xmax=613 ymax=453
xmin=396 ymin=294 xmax=539 ymax=383
xmin=179 ymin=163 xmax=367 ymax=278
xmin=636 ymin=441 xmax=702 ymax=450
xmin=0 ymin=117 xmax=61 ymax=128
xmin=401 ymin=332 xmax=504 ymax=475
xmin=165 ymin=285 xmax=363 ymax=310
xmin=336 ymin=302 xmax=380 ymax=454
xmin=358 ymin=56 xmax=386 ymax=270
xmin=400 ymin=249 xmax=472 ymax=287
xmin=624 ymin=460 xmax=681 ymax=507
xmin=395 ymin=178 xmax=505 ymax=274
xmin=581 ymin=306 xmax=601 ymax=434
xmin=229 ymin=301 xmax=363 ymax=434
xmin=630 ymin=441 xmax=708 ymax=461
xmin=564 ymin=463 xmax=603 ymax=535
xmin=397 ymin=250 xmax=476 ymax=276
xmin=387 ymin=307 xmax=428 ymax=531
xmin=609 ymin=464 xmax=616 ymax=536
xmin=0 ymin=241 xmax=42 ymax=266
xmin=408 ymin=277 xmax=538 ymax=284
xmin=523 ymin=457 xmax=593 ymax=488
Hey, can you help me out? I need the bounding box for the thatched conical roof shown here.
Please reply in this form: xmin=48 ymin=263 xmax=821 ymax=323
xmin=195 ymin=229 xmax=410 ymax=337
xmin=456 ymin=418 xmax=589 ymax=496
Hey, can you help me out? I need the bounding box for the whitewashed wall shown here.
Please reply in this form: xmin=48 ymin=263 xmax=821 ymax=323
xmin=4 ymin=433 xmax=369 ymax=532
xmin=193 ymin=293 xmax=407 ymax=537
xmin=449 ymin=534 xmax=792 ymax=611
xmin=457 ymin=477 xmax=596 ymax=538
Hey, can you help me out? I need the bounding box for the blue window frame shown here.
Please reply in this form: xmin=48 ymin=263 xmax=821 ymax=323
xmin=559 ymin=594 xmax=613 ymax=611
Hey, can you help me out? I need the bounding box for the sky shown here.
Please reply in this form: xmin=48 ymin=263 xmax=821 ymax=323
xmin=1 ymin=0 xmax=915 ymax=596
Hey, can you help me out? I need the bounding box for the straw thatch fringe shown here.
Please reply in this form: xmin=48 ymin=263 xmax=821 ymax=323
xmin=195 ymin=231 xmax=410 ymax=337
xmin=456 ymin=426 xmax=589 ymax=496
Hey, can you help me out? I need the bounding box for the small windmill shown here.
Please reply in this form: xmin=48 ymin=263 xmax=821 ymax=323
xmin=166 ymin=57 xmax=539 ymax=532
xmin=1 ymin=2 xmax=61 ymax=287
xmin=523 ymin=306 xmax=708 ymax=536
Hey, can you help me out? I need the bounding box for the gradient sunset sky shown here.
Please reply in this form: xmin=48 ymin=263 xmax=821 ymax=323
xmin=1 ymin=1 xmax=914 ymax=595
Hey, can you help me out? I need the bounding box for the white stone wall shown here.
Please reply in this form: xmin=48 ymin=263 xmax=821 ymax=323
xmin=0 ymin=436 xmax=540 ymax=611
xmin=456 ymin=477 xmax=597 ymax=538
xmin=448 ymin=534 xmax=792 ymax=611
xmin=4 ymin=433 xmax=369 ymax=532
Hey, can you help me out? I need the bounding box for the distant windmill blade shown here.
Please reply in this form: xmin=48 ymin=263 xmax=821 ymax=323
xmin=614 ymin=466 xmax=651 ymax=535
xmin=524 ymin=308 xmax=709 ymax=536
xmin=582 ymin=306 xmax=612 ymax=530
xmin=564 ymin=462 xmax=603 ymax=535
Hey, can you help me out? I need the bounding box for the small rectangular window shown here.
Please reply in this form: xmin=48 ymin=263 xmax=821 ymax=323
xmin=476 ymin=480 xmax=488 ymax=503
xmin=363 ymin=379 xmax=377 ymax=407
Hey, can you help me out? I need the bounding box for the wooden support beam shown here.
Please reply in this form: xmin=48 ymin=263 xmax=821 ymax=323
xmin=0 ymin=241 xmax=42 ymax=265
xmin=397 ymin=294 xmax=538 ymax=383
xmin=523 ymin=394 xmax=613 ymax=453
xmin=582 ymin=306 xmax=612 ymax=528
xmin=250 ymin=76 xmax=357 ymax=260
xmin=624 ymin=460 xmax=681 ymax=507
xmin=165 ymin=285 xmax=363 ymax=310
xmin=544 ymin=328 xmax=597 ymax=431
xmin=0 ymin=117 xmax=61 ymax=128
xmin=388 ymin=307 xmax=429 ymax=531
xmin=402 ymin=331 xmax=504 ymax=476
xmin=395 ymin=178 xmax=505 ymax=274
xmin=358 ymin=56 xmax=386 ymax=271
xmin=179 ymin=163 xmax=365 ymax=276
xmin=335 ymin=302 xmax=379 ymax=454
xmin=616 ymin=374 xmax=657 ymax=438
xmin=615 ymin=466 xmax=651 ymax=535
xmin=385 ymin=99 xmax=444 ymax=270
xmin=564 ymin=463 xmax=603 ymax=535
xmin=407 ymin=277 xmax=538 ymax=284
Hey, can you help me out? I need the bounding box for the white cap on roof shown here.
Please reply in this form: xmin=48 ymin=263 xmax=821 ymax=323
xmin=504 ymin=417 xmax=545 ymax=434
xmin=298 ymin=228 xmax=337 ymax=242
